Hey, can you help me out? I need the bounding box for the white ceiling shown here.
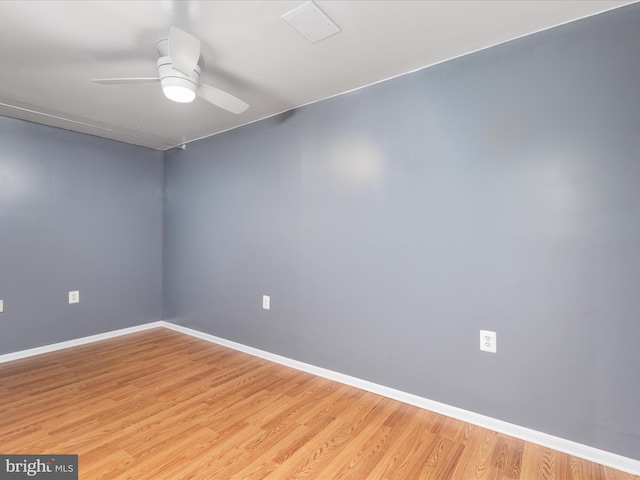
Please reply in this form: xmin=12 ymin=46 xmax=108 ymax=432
xmin=0 ymin=0 xmax=635 ymax=151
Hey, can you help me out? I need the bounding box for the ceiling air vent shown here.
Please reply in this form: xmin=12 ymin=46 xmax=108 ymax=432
xmin=282 ymin=1 xmax=341 ymax=43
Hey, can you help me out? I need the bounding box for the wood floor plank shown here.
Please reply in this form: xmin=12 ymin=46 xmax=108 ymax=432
xmin=265 ymin=395 xmax=391 ymax=479
xmin=0 ymin=328 xmax=637 ymax=480
xmin=450 ymin=427 xmax=500 ymax=479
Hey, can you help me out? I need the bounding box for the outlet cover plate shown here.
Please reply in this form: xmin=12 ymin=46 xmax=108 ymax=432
xmin=69 ymin=291 xmax=80 ymax=304
xmin=480 ymin=330 xmax=497 ymax=353
xmin=262 ymin=295 xmax=270 ymax=310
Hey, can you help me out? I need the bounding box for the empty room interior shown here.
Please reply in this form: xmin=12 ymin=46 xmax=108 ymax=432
xmin=1 ymin=1 xmax=640 ymax=478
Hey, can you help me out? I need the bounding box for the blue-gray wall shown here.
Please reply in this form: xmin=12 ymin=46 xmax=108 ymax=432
xmin=0 ymin=117 xmax=163 ymax=354
xmin=163 ymin=5 xmax=640 ymax=460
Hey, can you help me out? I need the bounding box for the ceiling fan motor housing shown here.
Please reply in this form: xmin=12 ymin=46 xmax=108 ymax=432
xmin=157 ymin=57 xmax=200 ymax=103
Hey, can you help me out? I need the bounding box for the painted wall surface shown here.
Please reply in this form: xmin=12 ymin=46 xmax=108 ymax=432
xmin=0 ymin=117 xmax=163 ymax=354
xmin=163 ymin=4 xmax=640 ymax=460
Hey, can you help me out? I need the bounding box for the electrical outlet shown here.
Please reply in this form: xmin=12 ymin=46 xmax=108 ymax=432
xmin=69 ymin=291 xmax=80 ymax=304
xmin=262 ymin=295 xmax=270 ymax=310
xmin=0 ymin=299 xmax=3 ymax=313
xmin=480 ymin=330 xmax=496 ymax=353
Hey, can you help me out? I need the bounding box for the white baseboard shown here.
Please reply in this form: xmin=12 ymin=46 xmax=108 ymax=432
xmin=0 ymin=321 xmax=164 ymax=364
xmin=161 ymin=321 xmax=640 ymax=476
xmin=2 ymin=320 xmax=639 ymax=475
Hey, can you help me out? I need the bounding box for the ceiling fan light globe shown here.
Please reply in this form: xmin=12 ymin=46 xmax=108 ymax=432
xmin=160 ymin=77 xmax=197 ymax=103
xmin=163 ymin=85 xmax=196 ymax=103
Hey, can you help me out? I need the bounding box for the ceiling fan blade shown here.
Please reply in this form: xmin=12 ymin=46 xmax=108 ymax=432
xmin=169 ymin=26 xmax=200 ymax=75
xmin=197 ymin=83 xmax=249 ymax=114
xmin=91 ymin=78 xmax=160 ymax=85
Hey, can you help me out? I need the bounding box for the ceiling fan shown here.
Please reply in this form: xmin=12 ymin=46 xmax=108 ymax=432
xmin=91 ymin=27 xmax=249 ymax=114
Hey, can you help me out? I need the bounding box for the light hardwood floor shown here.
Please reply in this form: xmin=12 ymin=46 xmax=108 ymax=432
xmin=0 ymin=328 xmax=637 ymax=479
